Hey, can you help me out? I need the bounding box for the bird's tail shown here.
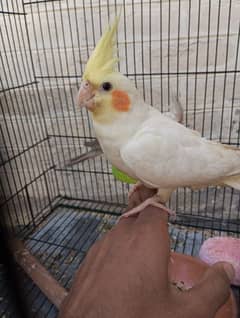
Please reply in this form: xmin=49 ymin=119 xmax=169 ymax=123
xmin=224 ymin=175 xmax=240 ymax=190
xmin=218 ymin=143 xmax=240 ymax=190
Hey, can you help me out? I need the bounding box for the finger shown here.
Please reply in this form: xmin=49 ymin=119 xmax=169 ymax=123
xmin=114 ymin=213 xmax=136 ymax=233
xmin=126 ymin=190 xmax=142 ymax=211
xmin=186 ymin=262 xmax=234 ymax=316
xmin=75 ymin=219 xmax=135 ymax=283
xmin=131 ymin=206 xmax=170 ymax=287
xmin=79 ymin=216 xmax=135 ymax=268
xmin=97 ymin=215 xmax=136 ymax=251
xmin=137 ymin=205 xmax=169 ymax=224
xmin=134 ymin=206 xmax=169 ymax=254
xmin=137 ymin=186 xmax=157 ymax=202
xmin=127 ymin=185 xmax=157 ymax=210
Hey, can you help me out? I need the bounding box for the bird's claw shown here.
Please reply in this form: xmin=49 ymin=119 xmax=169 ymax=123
xmin=121 ymin=195 xmax=176 ymax=220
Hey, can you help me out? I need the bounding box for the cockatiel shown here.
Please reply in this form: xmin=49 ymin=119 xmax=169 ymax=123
xmin=78 ymin=17 xmax=240 ymax=217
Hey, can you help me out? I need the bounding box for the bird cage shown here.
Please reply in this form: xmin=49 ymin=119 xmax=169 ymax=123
xmin=0 ymin=0 xmax=239 ymax=316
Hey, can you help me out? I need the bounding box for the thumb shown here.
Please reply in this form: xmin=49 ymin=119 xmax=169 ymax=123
xmin=187 ymin=262 xmax=234 ymax=316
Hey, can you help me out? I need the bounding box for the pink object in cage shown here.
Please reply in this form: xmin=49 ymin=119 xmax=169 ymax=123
xmin=199 ymin=237 xmax=240 ymax=286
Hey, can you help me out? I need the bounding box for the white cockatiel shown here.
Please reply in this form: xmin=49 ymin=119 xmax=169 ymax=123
xmin=77 ymin=17 xmax=240 ymax=217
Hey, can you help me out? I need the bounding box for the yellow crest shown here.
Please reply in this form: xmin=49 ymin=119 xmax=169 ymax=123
xmin=83 ymin=16 xmax=120 ymax=86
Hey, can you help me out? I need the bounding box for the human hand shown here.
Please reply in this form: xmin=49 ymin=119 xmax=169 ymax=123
xmin=59 ymin=187 xmax=234 ymax=318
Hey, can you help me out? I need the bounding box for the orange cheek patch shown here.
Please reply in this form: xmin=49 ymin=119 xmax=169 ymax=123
xmin=112 ymin=90 xmax=131 ymax=112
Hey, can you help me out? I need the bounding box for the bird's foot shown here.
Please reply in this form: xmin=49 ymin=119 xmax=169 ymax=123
xmin=121 ymin=195 xmax=176 ymax=219
xmin=128 ymin=181 xmax=142 ymax=199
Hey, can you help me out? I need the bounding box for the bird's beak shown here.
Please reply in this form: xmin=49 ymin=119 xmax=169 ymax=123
xmin=77 ymin=80 xmax=96 ymax=111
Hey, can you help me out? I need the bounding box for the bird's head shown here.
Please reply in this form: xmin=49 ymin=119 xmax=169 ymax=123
xmin=77 ymin=17 xmax=137 ymax=123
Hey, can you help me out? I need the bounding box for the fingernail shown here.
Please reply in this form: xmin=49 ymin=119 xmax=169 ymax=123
xmin=222 ymin=263 xmax=235 ymax=281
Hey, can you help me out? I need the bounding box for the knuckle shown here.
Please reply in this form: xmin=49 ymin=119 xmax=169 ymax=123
xmin=211 ymin=264 xmax=231 ymax=287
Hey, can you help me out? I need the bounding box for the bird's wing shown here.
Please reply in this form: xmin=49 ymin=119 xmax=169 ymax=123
xmin=120 ymin=115 xmax=240 ymax=189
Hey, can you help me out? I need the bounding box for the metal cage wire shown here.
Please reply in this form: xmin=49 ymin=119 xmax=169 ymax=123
xmin=0 ymin=0 xmax=240 ymax=316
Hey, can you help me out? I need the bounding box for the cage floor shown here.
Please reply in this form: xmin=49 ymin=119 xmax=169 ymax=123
xmin=6 ymin=199 xmax=240 ymax=317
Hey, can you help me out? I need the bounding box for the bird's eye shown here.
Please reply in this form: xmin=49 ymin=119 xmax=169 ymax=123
xmin=101 ymin=82 xmax=112 ymax=91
